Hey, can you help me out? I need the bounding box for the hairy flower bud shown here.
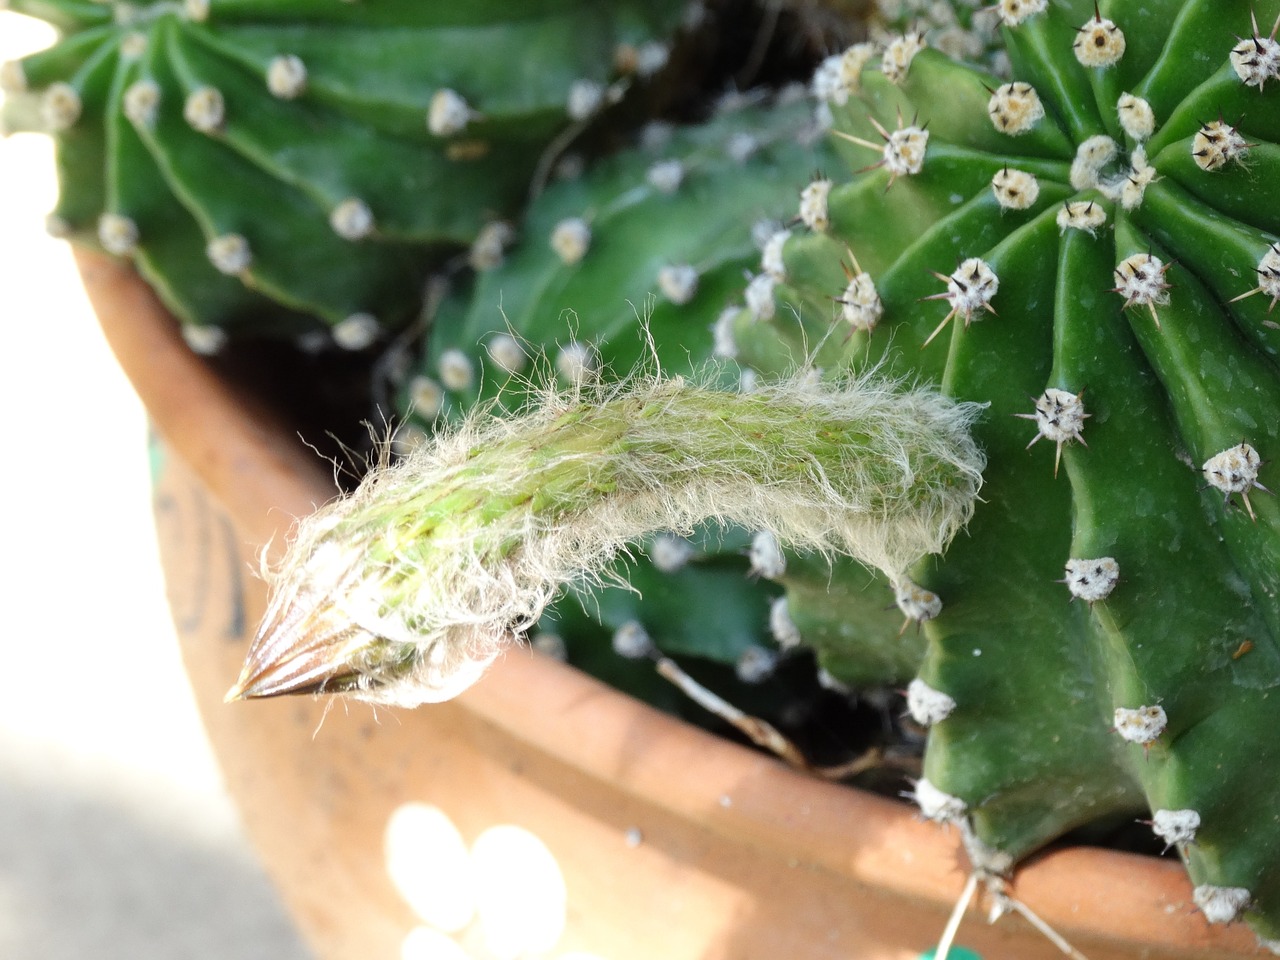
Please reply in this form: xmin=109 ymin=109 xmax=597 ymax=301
xmin=229 ymin=373 xmax=984 ymax=706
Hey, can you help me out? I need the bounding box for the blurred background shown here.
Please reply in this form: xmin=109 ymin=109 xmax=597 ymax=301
xmin=0 ymin=12 xmax=313 ymax=959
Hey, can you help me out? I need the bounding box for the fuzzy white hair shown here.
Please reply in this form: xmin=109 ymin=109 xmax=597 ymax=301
xmin=232 ymin=371 xmax=985 ymax=706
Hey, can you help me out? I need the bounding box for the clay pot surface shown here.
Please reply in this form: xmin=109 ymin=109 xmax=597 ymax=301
xmin=78 ymin=249 xmax=1269 ymax=959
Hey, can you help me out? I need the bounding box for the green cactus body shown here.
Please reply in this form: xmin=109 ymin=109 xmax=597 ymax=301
xmin=3 ymin=0 xmax=686 ymax=344
xmin=748 ymin=0 xmax=1280 ymax=939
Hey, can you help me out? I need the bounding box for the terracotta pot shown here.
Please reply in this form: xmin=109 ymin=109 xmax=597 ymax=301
xmin=77 ymin=248 xmax=1268 ymax=960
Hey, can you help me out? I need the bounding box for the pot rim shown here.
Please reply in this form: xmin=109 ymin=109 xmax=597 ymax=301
xmin=76 ymin=248 xmax=1264 ymax=957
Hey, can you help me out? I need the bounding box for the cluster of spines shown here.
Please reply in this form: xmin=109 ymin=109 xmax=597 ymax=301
xmin=2 ymin=0 xmax=687 ymax=345
xmin=739 ymin=0 xmax=1280 ymax=943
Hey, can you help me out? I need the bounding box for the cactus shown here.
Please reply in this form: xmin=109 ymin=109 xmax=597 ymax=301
xmin=36 ymin=0 xmax=1271 ymax=947
xmin=731 ymin=0 xmax=1280 ymax=943
xmin=1 ymin=0 xmax=686 ymax=347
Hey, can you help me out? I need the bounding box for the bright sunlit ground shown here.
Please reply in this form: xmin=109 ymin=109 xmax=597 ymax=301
xmin=0 ymin=13 xmax=312 ymax=959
